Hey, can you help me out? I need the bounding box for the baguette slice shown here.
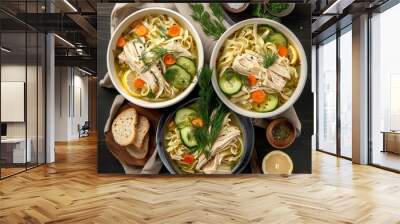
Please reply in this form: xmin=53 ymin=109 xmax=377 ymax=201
xmin=126 ymin=134 xmax=149 ymax=159
xmin=111 ymin=108 xmax=138 ymax=146
xmin=133 ymin=116 xmax=150 ymax=148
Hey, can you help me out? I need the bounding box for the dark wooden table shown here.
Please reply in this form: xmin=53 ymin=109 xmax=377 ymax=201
xmin=97 ymin=3 xmax=313 ymax=174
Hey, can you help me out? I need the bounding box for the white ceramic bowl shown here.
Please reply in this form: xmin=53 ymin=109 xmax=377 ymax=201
xmin=210 ymin=18 xmax=307 ymax=119
xmin=107 ymin=8 xmax=204 ymax=109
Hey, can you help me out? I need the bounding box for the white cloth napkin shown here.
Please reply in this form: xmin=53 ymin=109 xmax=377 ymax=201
xmin=104 ymin=95 xmax=163 ymax=174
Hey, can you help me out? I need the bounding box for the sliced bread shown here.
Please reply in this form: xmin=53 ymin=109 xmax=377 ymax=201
xmin=111 ymin=108 xmax=138 ymax=146
xmin=126 ymin=134 xmax=149 ymax=159
xmin=133 ymin=116 xmax=150 ymax=148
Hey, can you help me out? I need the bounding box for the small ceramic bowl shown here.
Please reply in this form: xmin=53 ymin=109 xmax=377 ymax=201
xmin=107 ymin=8 xmax=204 ymax=109
xmin=266 ymin=118 xmax=296 ymax=149
xmin=266 ymin=3 xmax=295 ymax=17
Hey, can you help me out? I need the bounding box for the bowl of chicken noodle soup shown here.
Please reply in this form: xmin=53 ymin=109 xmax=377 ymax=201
xmin=156 ymin=98 xmax=254 ymax=174
xmin=210 ymin=18 xmax=307 ymax=118
xmin=107 ymin=8 xmax=204 ymax=108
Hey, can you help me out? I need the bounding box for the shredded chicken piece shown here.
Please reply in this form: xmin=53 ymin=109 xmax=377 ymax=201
xmin=231 ymin=50 xmax=263 ymax=75
xmin=196 ymin=114 xmax=241 ymax=170
xmin=165 ymin=41 xmax=192 ymax=58
xmin=269 ymin=63 xmax=291 ymax=79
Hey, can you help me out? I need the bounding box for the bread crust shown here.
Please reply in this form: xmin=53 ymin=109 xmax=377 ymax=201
xmin=126 ymin=134 xmax=149 ymax=159
xmin=111 ymin=108 xmax=138 ymax=146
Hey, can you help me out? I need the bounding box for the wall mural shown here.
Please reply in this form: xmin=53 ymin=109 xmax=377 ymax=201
xmin=97 ymin=2 xmax=312 ymax=175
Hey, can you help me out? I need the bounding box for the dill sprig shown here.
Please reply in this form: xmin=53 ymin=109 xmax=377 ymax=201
xmin=193 ymin=67 xmax=228 ymax=158
xmin=139 ymin=47 xmax=178 ymax=72
xmin=190 ymin=3 xmax=226 ymax=40
xmin=263 ymin=52 xmax=278 ymax=68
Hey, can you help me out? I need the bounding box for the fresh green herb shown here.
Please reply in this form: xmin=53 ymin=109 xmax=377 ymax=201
xmin=208 ymin=104 xmax=228 ymax=144
xmin=157 ymin=25 xmax=169 ymax=39
xmin=147 ymin=91 xmax=155 ymax=99
xmin=240 ymin=74 xmax=249 ymax=86
xmin=251 ymin=4 xmax=280 ymax=22
xmin=193 ymin=67 xmax=228 ymax=158
xmin=267 ymin=3 xmax=289 ymax=14
xmin=263 ymin=52 xmax=278 ymax=68
xmin=190 ymin=3 xmax=226 ymax=40
xmin=209 ymin=3 xmax=225 ymax=22
xmin=272 ymin=123 xmax=291 ymax=140
xmin=139 ymin=47 xmax=178 ymax=72
xmin=223 ymin=68 xmax=235 ymax=80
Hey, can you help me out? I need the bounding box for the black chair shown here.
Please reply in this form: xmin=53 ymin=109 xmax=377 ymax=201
xmin=79 ymin=121 xmax=90 ymax=138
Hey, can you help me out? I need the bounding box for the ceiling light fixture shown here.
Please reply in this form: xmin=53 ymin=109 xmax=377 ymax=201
xmin=54 ymin=34 xmax=75 ymax=48
xmin=63 ymin=0 xmax=78 ymax=12
xmin=322 ymin=0 xmax=354 ymax=15
xmin=78 ymin=67 xmax=93 ymax=76
xmin=1 ymin=47 xmax=11 ymax=53
xmin=323 ymin=0 xmax=343 ymax=14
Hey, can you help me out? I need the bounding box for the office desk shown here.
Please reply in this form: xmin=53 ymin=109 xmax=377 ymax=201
xmin=1 ymin=138 xmax=31 ymax=163
xmin=382 ymin=131 xmax=400 ymax=154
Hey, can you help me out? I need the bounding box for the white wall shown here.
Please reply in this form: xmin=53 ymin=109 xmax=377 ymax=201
xmin=54 ymin=67 xmax=89 ymax=141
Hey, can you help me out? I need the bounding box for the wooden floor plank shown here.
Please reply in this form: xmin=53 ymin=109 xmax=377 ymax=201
xmin=1 ymin=135 xmax=400 ymax=223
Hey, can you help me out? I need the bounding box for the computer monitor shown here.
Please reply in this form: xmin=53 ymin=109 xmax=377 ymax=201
xmin=1 ymin=123 xmax=7 ymax=137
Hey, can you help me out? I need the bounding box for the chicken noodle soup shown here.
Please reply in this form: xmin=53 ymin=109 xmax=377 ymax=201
xmin=114 ymin=14 xmax=198 ymax=102
xmin=164 ymin=103 xmax=244 ymax=174
xmin=216 ymin=24 xmax=300 ymax=112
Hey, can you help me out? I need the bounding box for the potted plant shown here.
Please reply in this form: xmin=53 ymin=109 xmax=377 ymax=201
xmin=266 ymin=118 xmax=296 ymax=149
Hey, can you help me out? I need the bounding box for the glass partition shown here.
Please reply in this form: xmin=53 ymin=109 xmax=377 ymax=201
xmin=0 ymin=1 xmax=46 ymax=179
xmin=0 ymin=31 xmax=28 ymax=177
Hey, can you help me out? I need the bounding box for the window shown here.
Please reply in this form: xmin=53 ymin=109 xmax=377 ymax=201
xmin=339 ymin=28 xmax=352 ymax=158
xmin=317 ymin=36 xmax=337 ymax=154
xmin=370 ymin=3 xmax=400 ymax=171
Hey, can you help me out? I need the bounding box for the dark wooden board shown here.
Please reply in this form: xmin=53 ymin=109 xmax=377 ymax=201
xmin=104 ymin=103 xmax=161 ymax=167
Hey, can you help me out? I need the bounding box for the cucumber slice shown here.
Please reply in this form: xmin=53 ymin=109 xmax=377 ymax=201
xmin=267 ymin=32 xmax=287 ymax=47
xmin=180 ymin=126 xmax=197 ymax=148
xmin=176 ymin=57 xmax=196 ymax=76
xmin=175 ymin=108 xmax=197 ymax=128
xmin=219 ymin=69 xmax=242 ymax=95
xmin=259 ymin=25 xmax=274 ymax=41
xmin=252 ymin=94 xmax=279 ymax=112
xmin=165 ymin=65 xmax=192 ymax=90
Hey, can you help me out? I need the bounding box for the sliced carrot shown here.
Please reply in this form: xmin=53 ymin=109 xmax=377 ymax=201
xmin=247 ymin=74 xmax=257 ymax=86
xmin=191 ymin=117 xmax=204 ymax=127
xmin=183 ymin=154 xmax=195 ymax=164
xmin=251 ymin=90 xmax=266 ymax=104
xmin=117 ymin=37 xmax=126 ymax=48
xmin=278 ymin=46 xmax=288 ymax=57
xmin=168 ymin=24 xmax=181 ymax=37
xmin=163 ymin=54 xmax=176 ymax=65
xmin=134 ymin=24 xmax=148 ymax=36
xmin=134 ymin=79 xmax=145 ymax=89
xmin=130 ymin=20 xmax=142 ymax=29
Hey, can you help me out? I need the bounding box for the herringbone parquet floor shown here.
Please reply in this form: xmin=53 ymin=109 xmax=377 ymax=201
xmin=1 ymin=134 xmax=400 ymax=224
